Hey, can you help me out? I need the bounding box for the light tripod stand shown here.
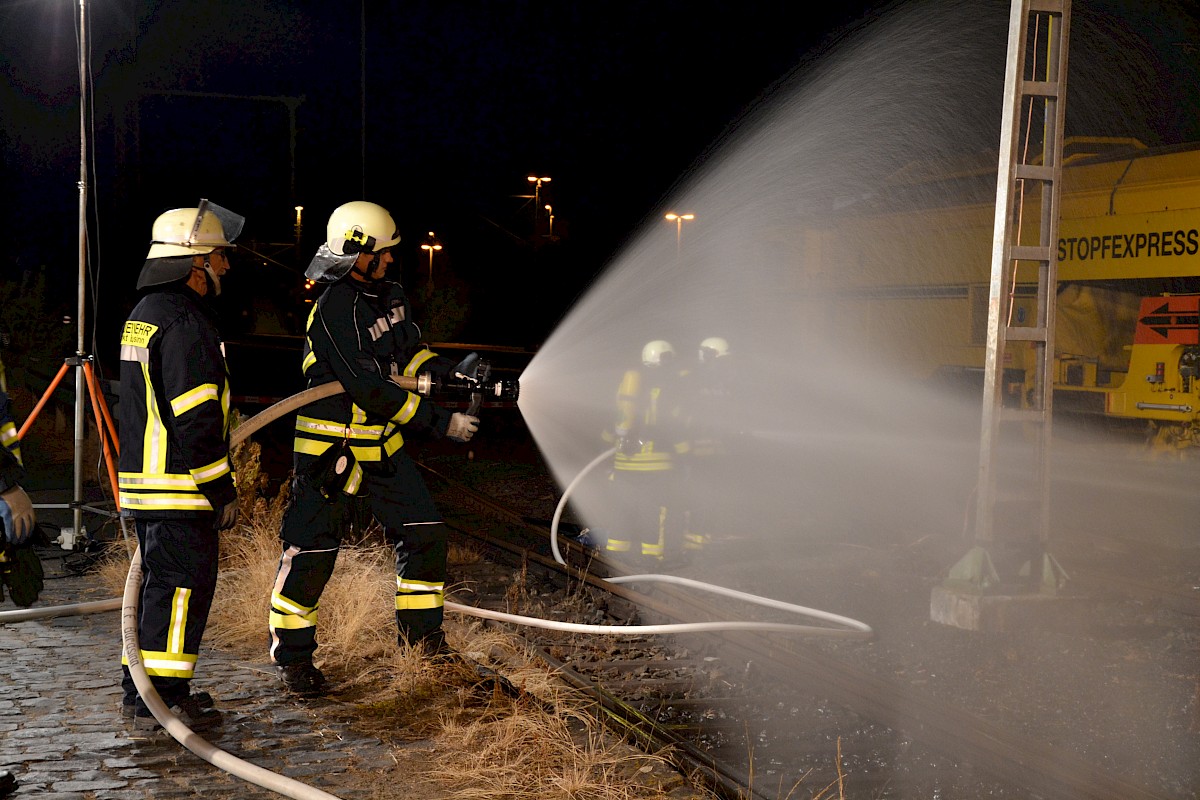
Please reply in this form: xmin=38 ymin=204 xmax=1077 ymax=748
xmin=18 ymin=353 xmax=121 ymax=546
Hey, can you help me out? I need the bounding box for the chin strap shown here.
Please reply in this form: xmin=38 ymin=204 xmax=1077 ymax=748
xmin=202 ymin=260 xmax=222 ymax=296
xmin=347 ymin=253 xmax=390 ymax=293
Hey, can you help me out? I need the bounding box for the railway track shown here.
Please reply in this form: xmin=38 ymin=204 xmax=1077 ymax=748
xmin=421 ymin=458 xmax=1186 ymax=800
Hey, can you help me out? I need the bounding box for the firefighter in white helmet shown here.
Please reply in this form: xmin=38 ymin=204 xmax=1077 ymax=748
xmin=267 ymin=201 xmax=479 ymax=696
xmin=117 ymin=199 xmax=244 ymax=731
xmin=678 ymin=336 xmax=735 ymax=557
xmin=593 ymin=339 xmax=688 ymax=562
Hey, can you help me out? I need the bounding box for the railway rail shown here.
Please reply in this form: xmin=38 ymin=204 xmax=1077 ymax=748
xmin=421 ymin=458 xmax=1188 ymax=800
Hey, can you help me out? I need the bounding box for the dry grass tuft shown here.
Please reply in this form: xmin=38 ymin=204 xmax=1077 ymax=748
xmin=429 ymin=694 xmax=683 ymax=800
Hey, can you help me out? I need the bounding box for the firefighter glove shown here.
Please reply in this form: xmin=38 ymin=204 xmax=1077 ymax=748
xmin=0 ymin=486 xmax=35 ymax=545
xmin=215 ymin=498 xmax=240 ymax=531
xmin=447 ymin=413 xmax=480 ymax=443
xmin=0 ymin=544 xmax=44 ymax=607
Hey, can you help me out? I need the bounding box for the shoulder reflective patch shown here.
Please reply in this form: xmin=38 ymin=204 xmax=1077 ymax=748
xmin=121 ymin=321 xmax=159 ymax=348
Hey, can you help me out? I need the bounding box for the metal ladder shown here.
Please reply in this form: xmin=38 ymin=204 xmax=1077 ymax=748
xmin=947 ymin=0 xmax=1071 ymax=594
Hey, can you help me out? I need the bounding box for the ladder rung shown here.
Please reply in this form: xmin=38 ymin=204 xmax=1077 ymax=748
xmin=1000 ymin=407 xmax=1047 ymax=424
xmin=1022 ymin=80 xmax=1061 ymax=98
xmin=1029 ymin=0 xmax=1065 ymax=13
xmin=1006 ymin=326 xmax=1047 ymax=342
xmin=1015 ymin=163 xmax=1055 ymax=182
xmin=1009 ymin=245 xmax=1051 ymax=262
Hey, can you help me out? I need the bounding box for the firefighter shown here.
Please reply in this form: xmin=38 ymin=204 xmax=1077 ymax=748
xmin=599 ymin=340 xmax=687 ymax=563
xmin=678 ymin=336 xmax=734 ymax=556
xmin=268 ymin=201 xmax=479 ymax=696
xmin=117 ymin=200 xmax=244 ymax=732
xmin=0 ymin=384 xmax=40 ymax=607
xmin=0 ymin=384 xmax=40 ymax=797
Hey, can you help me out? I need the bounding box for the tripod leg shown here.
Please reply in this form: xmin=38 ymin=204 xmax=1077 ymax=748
xmin=16 ymin=360 xmax=72 ymax=440
xmin=82 ymin=361 xmax=121 ymax=511
xmin=84 ymin=361 xmax=119 ymax=457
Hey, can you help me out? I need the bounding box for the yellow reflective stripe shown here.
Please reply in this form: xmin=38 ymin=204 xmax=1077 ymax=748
xmin=383 ymin=430 xmax=405 ymax=456
xmin=403 ymin=348 xmax=437 ymax=377
xmin=641 ymin=543 xmax=665 ymax=557
xmin=134 ymin=649 xmax=198 ymax=679
xmin=269 ymin=609 xmax=318 ymax=630
xmin=613 ymin=461 xmax=673 ymax=472
xmin=118 ymin=472 xmax=201 ymax=491
xmin=343 ymin=461 xmax=363 ymax=494
xmin=142 ymin=661 xmax=196 ymax=679
xmin=390 ymin=393 xmax=420 ymax=425
xmin=396 ymin=577 xmax=444 ymax=592
xmin=136 ymin=650 xmax=199 ymax=665
xmin=167 ymin=587 xmax=191 ymax=654
xmin=0 ymin=422 xmax=20 ymax=466
xmin=221 ymin=378 xmax=231 ymax=435
xmin=302 ymin=349 xmax=317 ymax=373
xmin=171 ymin=383 xmax=219 ymax=416
xmin=118 ymin=493 xmax=212 ymax=510
xmin=348 ymin=444 xmax=382 ymax=462
xmin=191 ymin=457 xmax=230 ymax=484
xmin=142 ymin=363 xmax=168 ymax=474
xmin=295 ymin=416 xmax=384 ymax=439
xmin=271 ymin=591 xmax=316 ymax=615
xmin=605 ymin=539 xmax=632 ymax=552
xmin=395 ymin=593 xmax=443 ymax=610
xmin=294 ymin=437 xmax=332 ymax=457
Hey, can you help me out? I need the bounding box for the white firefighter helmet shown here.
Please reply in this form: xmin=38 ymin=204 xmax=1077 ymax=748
xmin=145 ymin=200 xmax=244 ymax=260
xmin=699 ymin=336 xmax=729 ymax=363
xmin=305 ymin=201 xmax=401 ymax=282
xmin=138 ymin=200 xmax=244 ymax=290
xmin=641 ymin=340 xmax=675 ymax=366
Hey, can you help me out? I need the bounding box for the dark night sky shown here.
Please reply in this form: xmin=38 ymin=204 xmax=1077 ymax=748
xmin=2 ymin=0 xmax=1199 ymax=358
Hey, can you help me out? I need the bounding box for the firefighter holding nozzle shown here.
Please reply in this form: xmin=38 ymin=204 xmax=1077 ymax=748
xmin=267 ymin=201 xmax=480 ymax=696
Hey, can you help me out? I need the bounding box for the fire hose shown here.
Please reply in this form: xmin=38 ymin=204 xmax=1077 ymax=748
xmin=0 ymin=363 xmax=872 ymax=799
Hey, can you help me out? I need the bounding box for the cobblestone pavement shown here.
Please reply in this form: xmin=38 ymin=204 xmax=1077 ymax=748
xmin=0 ymin=560 xmax=399 ymax=800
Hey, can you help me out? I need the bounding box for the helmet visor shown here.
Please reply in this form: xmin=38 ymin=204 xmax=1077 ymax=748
xmin=192 ymin=199 xmax=245 ymax=247
xmin=305 ymin=243 xmax=359 ymax=282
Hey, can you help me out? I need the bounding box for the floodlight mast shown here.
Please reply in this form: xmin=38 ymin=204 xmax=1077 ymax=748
xmin=72 ymin=0 xmax=89 ymax=541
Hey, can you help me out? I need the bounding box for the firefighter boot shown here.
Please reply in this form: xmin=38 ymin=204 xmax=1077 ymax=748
xmin=276 ymin=662 xmax=326 ymax=697
xmin=133 ymin=694 xmax=223 ymax=733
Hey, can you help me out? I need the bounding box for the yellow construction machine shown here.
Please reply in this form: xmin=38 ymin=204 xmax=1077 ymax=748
xmin=795 ymin=136 xmax=1200 ymax=451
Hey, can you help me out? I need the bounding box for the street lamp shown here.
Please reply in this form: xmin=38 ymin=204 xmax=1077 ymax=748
xmin=420 ymin=231 xmax=443 ymax=287
xmin=527 ymin=175 xmax=551 ymax=224
xmin=664 ymin=212 xmax=695 ymax=257
xmin=544 ymin=204 xmax=555 ymax=238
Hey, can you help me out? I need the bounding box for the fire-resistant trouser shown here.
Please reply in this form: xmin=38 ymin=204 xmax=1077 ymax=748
xmin=269 ymin=449 xmax=448 ymax=667
xmin=121 ymin=517 xmax=220 ymax=705
xmin=603 ymin=467 xmax=673 ymax=560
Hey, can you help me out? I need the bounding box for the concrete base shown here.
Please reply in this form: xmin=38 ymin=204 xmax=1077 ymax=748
xmin=930 ymin=585 xmax=1088 ymax=632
